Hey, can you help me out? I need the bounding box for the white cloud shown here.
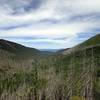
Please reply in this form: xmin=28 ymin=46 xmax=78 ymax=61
xmin=0 ymin=23 xmax=82 ymax=38
xmin=0 ymin=0 xmax=100 ymax=49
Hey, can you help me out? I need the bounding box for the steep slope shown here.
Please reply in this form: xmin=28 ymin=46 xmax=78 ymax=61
xmin=78 ymin=33 xmax=100 ymax=47
xmin=0 ymin=39 xmax=40 ymax=57
xmin=62 ymin=33 xmax=100 ymax=55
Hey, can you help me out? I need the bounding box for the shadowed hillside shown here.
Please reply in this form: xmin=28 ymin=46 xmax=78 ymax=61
xmin=0 ymin=39 xmax=40 ymax=57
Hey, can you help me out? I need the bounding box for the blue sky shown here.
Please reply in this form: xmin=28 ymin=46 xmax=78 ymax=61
xmin=0 ymin=0 xmax=100 ymax=49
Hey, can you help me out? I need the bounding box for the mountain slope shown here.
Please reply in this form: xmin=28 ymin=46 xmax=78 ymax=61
xmin=78 ymin=33 xmax=100 ymax=47
xmin=0 ymin=39 xmax=40 ymax=57
xmin=62 ymin=33 xmax=100 ymax=55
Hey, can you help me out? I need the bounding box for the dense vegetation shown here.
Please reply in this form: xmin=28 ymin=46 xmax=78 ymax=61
xmin=0 ymin=34 xmax=100 ymax=100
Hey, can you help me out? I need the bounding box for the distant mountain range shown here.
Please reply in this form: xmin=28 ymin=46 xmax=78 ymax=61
xmin=40 ymin=49 xmax=59 ymax=52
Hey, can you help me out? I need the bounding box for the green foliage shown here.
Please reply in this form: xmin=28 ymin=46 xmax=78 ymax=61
xmin=78 ymin=34 xmax=100 ymax=47
xmin=71 ymin=96 xmax=85 ymax=100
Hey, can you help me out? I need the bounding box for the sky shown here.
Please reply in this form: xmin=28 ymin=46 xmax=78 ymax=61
xmin=0 ymin=0 xmax=100 ymax=49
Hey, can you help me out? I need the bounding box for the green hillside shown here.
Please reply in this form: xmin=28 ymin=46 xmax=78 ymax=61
xmin=78 ymin=34 xmax=100 ymax=47
xmin=62 ymin=34 xmax=100 ymax=55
